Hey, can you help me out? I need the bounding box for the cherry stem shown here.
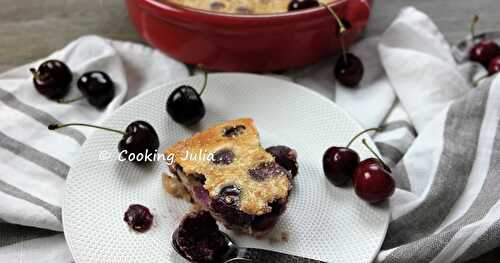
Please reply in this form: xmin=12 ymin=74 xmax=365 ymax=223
xmin=30 ymin=68 xmax=40 ymax=79
xmin=322 ymin=3 xmax=348 ymax=63
xmin=473 ymin=74 xmax=488 ymax=87
xmin=346 ymin=127 xmax=381 ymax=148
xmin=57 ymin=96 xmax=84 ymax=104
xmin=48 ymin=123 xmax=125 ymax=135
xmin=470 ymin=15 xmax=479 ymax=42
xmin=362 ymin=138 xmax=387 ymax=167
xmin=198 ymin=64 xmax=208 ymax=96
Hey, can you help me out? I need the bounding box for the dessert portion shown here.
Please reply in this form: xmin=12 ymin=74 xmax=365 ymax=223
xmin=164 ymin=0 xmax=332 ymax=14
xmin=164 ymin=118 xmax=296 ymax=236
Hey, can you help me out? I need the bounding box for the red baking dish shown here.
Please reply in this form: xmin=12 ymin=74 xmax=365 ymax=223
xmin=125 ymin=0 xmax=373 ymax=72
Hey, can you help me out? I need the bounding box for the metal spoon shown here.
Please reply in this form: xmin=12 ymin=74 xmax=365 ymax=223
xmin=172 ymin=230 xmax=327 ymax=263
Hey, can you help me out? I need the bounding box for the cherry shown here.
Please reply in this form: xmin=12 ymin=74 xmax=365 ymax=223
xmin=353 ymin=139 xmax=395 ymax=203
xmin=123 ymin=204 xmax=154 ymax=233
xmin=173 ymin=210 xmax=228 ymax=262
xmin=323 ymin=147 xmax=359 ymax=186
xmin=335 ymin=53 xmax=364 ymax=87
xmin=59 ymin=71 xmax=115 ymax=109
xmin=166 ymin=70 xmax=207 ymax=126
xmin=323 ymin=3 xmax=364 ymax=87
xmin=78 ymin=71 xmax=115 ymax=108
xmin=468 ymin=16 xmax=500 ymax=67
xmin=288 ymin=0 xmax=319 ymax=11
xmin=322 ymin=128 xmax=379 ymax=186
xmin=251 ymin=199 xmax=287 ymax=232
xmin=248 ymin=162 xmax=290 ymax=182
xmin=266 ymin=145 xmax=298 ymax=177
xmin=118 ymin=121 xmax=160 ymax=162
xmin=210 ymin=185 xmax=253 ymax=227
xmin=48 ymin=121 xmax=159 ymax=164
xmin=472 ymin=56 xmax=500 ymax=86
xmin=30 ymin=60 xmax=72 ymax=100
xmin=212 ymin=149 xmax=235 ymax=165
xmin=470 ymin=40 xmax=500 ymax=68
xmin=488 ymin=56 xmax=500 ymax=75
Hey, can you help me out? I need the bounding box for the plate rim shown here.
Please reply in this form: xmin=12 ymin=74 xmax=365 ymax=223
xmin=63 ymin=72 xmax=390 ymax=263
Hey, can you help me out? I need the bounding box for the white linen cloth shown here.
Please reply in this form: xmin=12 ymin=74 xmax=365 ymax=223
xmin=1 ymin=6 xmax=499 ymax=263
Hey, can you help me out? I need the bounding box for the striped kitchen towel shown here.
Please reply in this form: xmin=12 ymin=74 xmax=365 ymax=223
xmin=1 ymin=6 xmax=500 ymax=263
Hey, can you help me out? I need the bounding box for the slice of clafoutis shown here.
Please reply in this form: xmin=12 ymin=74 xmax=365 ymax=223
xmin=164 ymin=118 xmax=294 ymax=236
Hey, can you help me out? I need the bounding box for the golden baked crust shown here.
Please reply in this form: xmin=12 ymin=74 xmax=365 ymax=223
xmin=165 ymin=118 xmax=291 ymax=215
xmin=164 ymin=0 xmax=332 ymax=14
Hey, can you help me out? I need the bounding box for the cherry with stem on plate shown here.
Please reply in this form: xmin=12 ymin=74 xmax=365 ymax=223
xmin=323 ymin=128 xmax=380 ymax=186
xmin=59 ymin=71 xmax=115 ymax=109
xmin=166 ymin=66 xmax=207 ymax=126
xmin=353 ymin=139 xmax=395 ymax=203
xmin=48 ymin=121 xmax=159 ymax=163
xmin=30 ymin=60 xmax=72 ymax=100
xmin=323 ymin=4 xmax=364 ymax=88
xmin=468 ymin=15 xmax=500 ymax=68
xmin=288 ymin=0 xmax=319 ymax=11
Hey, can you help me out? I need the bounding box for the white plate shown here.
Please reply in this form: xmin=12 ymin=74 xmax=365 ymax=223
xmin=63 ymin=73 xmax=389 ymax=263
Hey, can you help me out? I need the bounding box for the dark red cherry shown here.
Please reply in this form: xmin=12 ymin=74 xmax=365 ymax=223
xmin=30 ymin=60 xmax=72 ymax=100
xmin=488 ymin=56 xmax=500 ymax=75
xmin=288 ymin=0 xmax=319 ymax=11
xmin=322 ymin=128 xmax=379 ymax=186
xmin=266 ymin=146 xmax=298 ymax=177
xmin=77 ymin=71 xmax=115 ymax=109
xmin=210 ymin=185 xmax=253 ymax=227
xmin=167 ymin=71 xmax=207 ymax=126
xmin=469 ymin=40 xmax=500 ymax=68
xmin=323 ymin=147 xmax=360 ymax=186
xmin=467 ymin=15 xmax=500 ymax=68
xmin=118 ymin=121 xmax=160 ymax=163
xmin=251 ymin=199 xmax=287 ymax=232
xmin=173 ymin=210 xmax=228 ymax=262
xmin=166 ymin=85 xmax=205 ymax=125
xmin=48 ymin=121 xmax=159 ymax=164
xmin=123 ymin=204 xmax=154 ymax=233
xmin=361 ymin=157 xmax=392 ymax=173
xmin=216 ymin=185 xmax=241 ymax=205
xmin=335 ymin=53 xmax=364 ymax=87
xmin=248 ymin=162 xmax=290 ymax=182
xmin=353 ymin=158 xmax=395 ymax=203
xmin=212 ymin=149 xmax=235 ymax=165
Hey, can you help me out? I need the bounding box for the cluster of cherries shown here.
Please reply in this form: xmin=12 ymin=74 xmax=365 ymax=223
xmin=35 ymin=60 xmax=160 ymax=165
xmin=42 ymin=64 xmax=209 ymax=233
xmin=289 ymin=0 xmax=364 ymax=88
xmin=322 ymin=128 xmax=395 ymax=203
xmin=31 ymin=60 xmax=115 ymax=108
xmin=468 ymin=16 xmax=500 ymax=85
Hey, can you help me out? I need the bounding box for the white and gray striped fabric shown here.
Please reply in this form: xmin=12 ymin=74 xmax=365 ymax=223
xmin=1 ymin=6 xmax=499 ymax=263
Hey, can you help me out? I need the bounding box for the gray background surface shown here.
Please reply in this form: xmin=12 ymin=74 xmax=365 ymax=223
xmin=0 ymin=0 xmax=499 ymax=72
